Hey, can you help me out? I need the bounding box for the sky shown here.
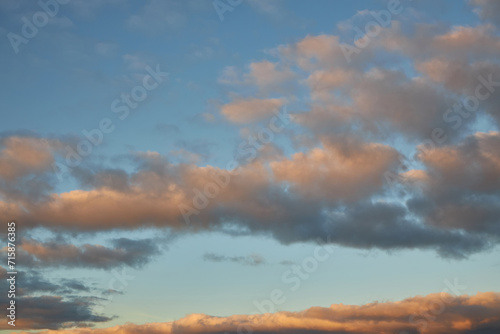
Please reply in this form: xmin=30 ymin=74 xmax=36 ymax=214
xmin=0 ymin=0 xmax=500 ymax=333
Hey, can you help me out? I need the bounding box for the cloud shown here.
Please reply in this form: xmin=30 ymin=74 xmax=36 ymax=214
xmin=10 ymin=270 xmax=90 ymax=295
xmin=305 ymin=68 xmax=355 ymax=102
xmin=0 ymin=136 xmax=63 ymax=202
xmin=470 ymin=0 xmax=500 ymax=25
xmin=270 ymin=136 xmax=400 ymax=202
xmin=221 ymin=97 xmax=287 ymax=123
xmin=276 ymin=34 xmax=348 ymax=70
xmin=218 ymin=61 xmax=296 ymax=94
xmin=247 ymin=61 xmax=296 ymax=93
xmin=263 ymin=26 xmax=500 ymax=139
xmin=351 ymin=69 xmax=453 ymax=139
xmin=415 ymin=59 xmax=500 ymax=126
xmin=2 ymin=13 xmax=500 ymax=260
xmin=0 ymin=267 xmax=111 ymax=330
xmin=294 ymin=66 xmax=458 ymax=140
xmin=5 ymin=238 xmax=161 ymax=269
xmin=72 ymin=168 xmax=130 ymax=192
xmin=203 ymin=253 xmax=265 ymax=266
xmin=3 ymin=296 xmax=113 ymax=330
xmin=406 ymin=131 xmax=500 ymax=238
xmin=433 ymin=24 xmax=500 ymax=56
xmin=5 ymin=3 xmax=500 ymax=332
xmin=276 ymin=24 xmax=500 ymax=139
xmin=0 ymin=132 xmax=498 ymax=259
xmin=0 ymin=268 xmax=90 ymax=298
xmin=18 ymin=292 xmax=500 ymax=333
xmin=0 ymin=136 xmax=59 ymax=181
xmin=169 ymin=149 xmax=204 ymax=164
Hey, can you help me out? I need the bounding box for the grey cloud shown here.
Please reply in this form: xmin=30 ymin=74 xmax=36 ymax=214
xmin=405 ymin=132 xmax=500 ymax=239
xmin=470 ymin=0 xmax=500 ymax=24
xmin=203 ymin=253 xmax=265 ymax=266
xmin=72 ymin=167 xmax=130 ymax=192
xmin=0 ymin=268 xmax=109 ymax=330
xmin=1 ymin=137 xmax=498 ymax=259
xmin=16 ymin=296 xmax=113 ymax=330
xmin=13 ymin=237 xmax=161 ymax=269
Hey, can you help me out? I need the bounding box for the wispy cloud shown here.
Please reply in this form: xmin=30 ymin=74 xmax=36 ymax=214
xmin=203 ymin=252 xmax=265 ymax=266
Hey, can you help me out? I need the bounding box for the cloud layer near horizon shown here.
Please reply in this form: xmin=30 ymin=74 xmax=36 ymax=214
xmin=14 ymin=292 xmax=500 ymax=334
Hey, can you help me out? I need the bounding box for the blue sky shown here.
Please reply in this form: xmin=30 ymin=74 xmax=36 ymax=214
xmin=1 ymin=0 xmax=500 ymax=333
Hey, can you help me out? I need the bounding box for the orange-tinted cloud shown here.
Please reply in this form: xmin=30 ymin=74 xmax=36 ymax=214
xmin=221 ymin=97 xmax=287 ymax=123
xmin=0 ymin=137 xmax=58 ymax=181
xmin=0 ymin=132 xmax=495 ymax=259
xmin=17 ymin=292 xmax=500 ymax=333
xmin=6 ymin=238 xmax=160 ymax=269
xmin=271 ymin=137 xmax=400 ymax=202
